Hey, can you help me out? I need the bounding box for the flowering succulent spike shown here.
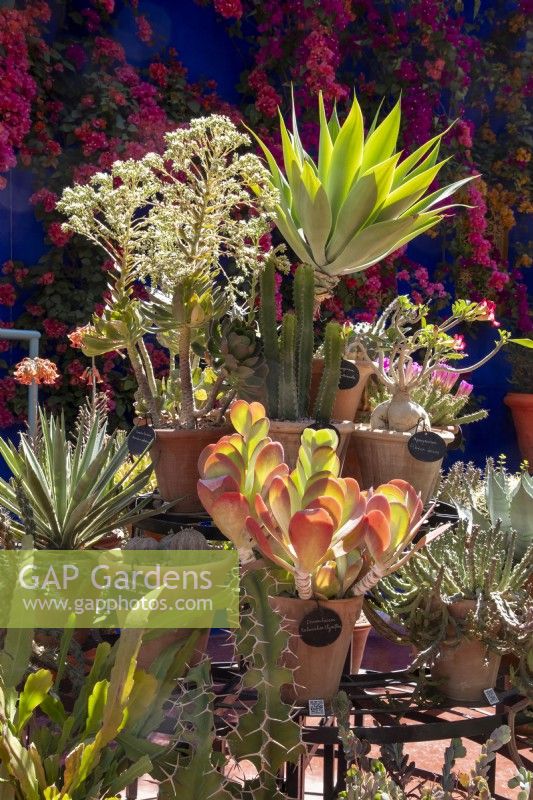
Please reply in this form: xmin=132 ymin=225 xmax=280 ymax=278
xmin=197 ymin=400 xmax=287 ymax=564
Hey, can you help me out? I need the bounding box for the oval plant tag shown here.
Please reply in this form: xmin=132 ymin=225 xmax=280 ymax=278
xmin=338 ymin=359 xmax=360 ymax=390
xmin=127 ymin=425 xmax=156 ymax=456
xmin=407 ymin=430 xmax=447 ymax=462
xmin=299 ymin=607 xmax=342 ymax=647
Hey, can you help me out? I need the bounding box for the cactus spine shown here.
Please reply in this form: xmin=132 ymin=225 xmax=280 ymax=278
xmin=258 ymin=257 xmax=280 ymax=418
xmin=278 ymin=313 xmax=299 ymax=420
xmin=294 ymin=264 xmax=315 ymax=418
xmin=313 ymin=321 xmax=343 ymax=422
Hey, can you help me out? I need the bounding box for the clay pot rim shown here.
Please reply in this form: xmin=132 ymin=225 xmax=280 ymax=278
xmin=269 ymin=419 xmax=356 ymax=432
xmin=352 ymin=422 xmax=455 ymax=443
xmin=153 ymin=424 xmax=231 ymax=438
xmin=504 ymin=392 xmax=533 ymax=408
xmin=269 ymin=593 xmax=363 ymax=606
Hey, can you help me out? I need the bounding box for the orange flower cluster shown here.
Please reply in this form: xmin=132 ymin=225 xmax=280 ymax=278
xmin=13 ymin=357 xmax=59 ymax=385
xmin=67 ymin=323 xmax=94 ymax=349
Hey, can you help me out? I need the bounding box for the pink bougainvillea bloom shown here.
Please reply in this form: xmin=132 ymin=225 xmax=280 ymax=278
xmin=13 ymin=357 xmax=59 ymax=385
xmin=214 ymin=0 xmax=243 ymax=18
xmin=0 ymin=283 xmax=16 ymax=307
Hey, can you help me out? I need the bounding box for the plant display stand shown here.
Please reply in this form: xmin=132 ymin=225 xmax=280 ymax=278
xmin=283 ymin=670 xmax=532 ymax=800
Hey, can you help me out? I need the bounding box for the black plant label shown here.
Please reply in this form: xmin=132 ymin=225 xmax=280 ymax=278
xmin=127 ymin=425 xmax=156 ymax=456
xmin=407 ymin=431 xmax=447 ymax=462
xmin=338 ymin=360 xmax=360 ymax=390
xmin=299 ymin=607 xmax=342 ymax=647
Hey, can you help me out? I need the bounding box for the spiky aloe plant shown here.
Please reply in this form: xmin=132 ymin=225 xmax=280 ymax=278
xmin=251 ymin=93 xmax=474 ymax=306
xmin=259 ymin=259 xmax=344 ymax=421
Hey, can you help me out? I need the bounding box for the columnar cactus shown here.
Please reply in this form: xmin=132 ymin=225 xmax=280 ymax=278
xmin=259 ymin=261 xmax=343 ymax=421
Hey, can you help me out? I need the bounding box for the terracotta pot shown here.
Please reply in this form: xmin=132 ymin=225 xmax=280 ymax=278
xmin=345 ymin=424 xmax=454 ymax=504
xmin=310 ymin=359 xmax=374 ymax=422
xmin=350 ymin=613 xmax=371 ymax=675
xmin=269 ymin=419 xmax=355 ymax=470
xmin=150 ymin=426 xmax=231 ymax=512
xmin=431 ymin=600 xmax=501 ymax=703
xmin=269 ymin=594 xmax=363 ymax=703
xmin=504 ymin=393 xmax=533 ymax=472
xmin=136 ymin=628 xmax=210 ymax=671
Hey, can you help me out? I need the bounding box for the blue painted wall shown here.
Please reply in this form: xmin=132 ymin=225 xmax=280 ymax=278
xmin=0 ymin=0 xmax=529 ymax=475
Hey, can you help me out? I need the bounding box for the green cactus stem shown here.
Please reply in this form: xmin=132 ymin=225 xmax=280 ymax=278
xmin=259 ymin=258 xmax=280 ymax=418
xmin=294 ymin=264 xmax=315 ymax=418
xmin=278 ymin=313 xmax=299 ymax=421
xmin=313 ymin=321 xmax=343 ymax=422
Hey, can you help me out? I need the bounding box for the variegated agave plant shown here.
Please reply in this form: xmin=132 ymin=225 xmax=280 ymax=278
xmin=197 ymin=399 xmax=440 ymax=599
xmin=251 ymin=92 xmax=474 ymax=305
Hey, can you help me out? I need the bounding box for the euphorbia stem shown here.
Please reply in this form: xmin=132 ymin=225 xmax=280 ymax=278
xmin=178 ymin=325 xmax=195 ymax=429
xmin=295 ymin=571 xmax=313 ymax=600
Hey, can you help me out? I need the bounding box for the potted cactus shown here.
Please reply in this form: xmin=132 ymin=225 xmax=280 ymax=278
xmin=57 ymin=115 xmax=279 ymax=512
xmin=367 ymin=520 xmax=533 ymax=702
xmin=259 ymin=259 xmax=354 ymax=466
xmin=251 ymin=91 xmax=475 ymax=311
xmin=504 ymin=334 xmax=533 ymax=471
xmin=346 ymin=297 xmax=511 ymax=502
xmin=198 ymin=399 xmax=441 ymax=702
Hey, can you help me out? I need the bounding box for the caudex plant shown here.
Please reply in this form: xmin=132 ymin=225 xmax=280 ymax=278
xmin=353 ymin=296 xmax=516 ymax=433
xmin=198 ymin=399 xmax=445 ymax=599
xmin=57 ymin=115 xmax=281 ymax=429
xmin=252 ymin=90 xmax=475 ymax=308
xmin=259 ymin=259 xmax=344 ymax=422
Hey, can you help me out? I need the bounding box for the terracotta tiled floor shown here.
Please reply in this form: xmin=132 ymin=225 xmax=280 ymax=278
xmin=124 ymin=629 xmax=529 ymax=799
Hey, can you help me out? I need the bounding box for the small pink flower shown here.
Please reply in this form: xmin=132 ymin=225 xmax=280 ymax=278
xmin=476 ymin=299 xmax=500 ymax=326
xmin=453 ymin=334 xmax=466 ymax=351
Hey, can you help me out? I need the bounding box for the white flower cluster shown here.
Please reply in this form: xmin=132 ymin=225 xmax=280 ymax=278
xmin=57 ymin=115 xmax=280 ymax=305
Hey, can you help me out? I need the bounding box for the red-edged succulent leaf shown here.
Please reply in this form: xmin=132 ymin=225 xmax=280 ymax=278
xmin=332 ymin=518 xmax=365 ymax=556
xmin=302 ymin=476 xmax=346 ymax=510
xmin=373 ymin=483 xmax=405 ymax=503
xmin=210 ymin=491 xmax=252 ymax=549
xmin=388 ymin=501 xmax=411 ymax=550
xmin=254 ymin=441 xmax=286 ymax=486
xmin=246 ymin=515 xmax=292 ymax=570
xmin=388 ymin=478 xmax=423 ymax=523
xmin=249 ymin=401 xmax=267 ymax=425
xmin=196 ymin=475 xmax=239 ymax=515
xmin=229 ymin=399 xmax=253 ymax=435
xmin=362 ymin=509 xmax=392 ymax=560
xmin=254 ymin=492 xmax=286 ymax=544
xmin=365 ymin=493 xmax=391 ymax=520
xmin=340 ymin=477 xmax=362 ymax=522
xmin=261 ymin=462 xmax=290 ymax=496
xmin=202 ymin=451 xmax=243 ymax=485
xmin=306 ymin=495 xmax=342 ymax=528
xmin=313 ymin=561 xmax=341 ymax=599
xmin=267 ymin=475 xmax=293 ymax=534
xmin=331 ymin=495 xmax=367 ymax=544
xmin=288 ymin=508 xmax=335 ymax=572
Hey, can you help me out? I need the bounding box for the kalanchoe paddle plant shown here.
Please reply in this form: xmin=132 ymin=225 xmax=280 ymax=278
xmin=57 ymin=116 xmax=281 ymax=430
xmin=251 ymin=91 xmax=475 ymax=307
xmin=198 ymin=400 xmax=442 ymax=599
xmin=354 ymin=296 xmax=511 ymax=433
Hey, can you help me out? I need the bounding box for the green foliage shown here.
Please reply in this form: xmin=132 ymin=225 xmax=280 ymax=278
xmin=0 ymin=406 xmax=160 ymax=549
xmin=207 ymin=318 xmax=268 ymax=403
xmin=440 ymin=458 xmax=533 ymax=561
xmin=251 ymin=92 xmax=473 ymax=301
xmin=259 ymin=262 xmax=343 ymax=421
xmin=366 ymin=521 xmax=533 ymax=664
xmin=313 ymin=321 xmax=343 ymax=422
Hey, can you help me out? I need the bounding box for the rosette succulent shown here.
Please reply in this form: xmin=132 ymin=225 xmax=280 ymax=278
xmin=251 ymin=92 xmax=475 ymax=306
xmin=198 ymin=400 xmax=438 ymax=599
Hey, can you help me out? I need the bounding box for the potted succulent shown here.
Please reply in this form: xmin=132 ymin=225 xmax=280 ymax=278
xmin=57 ymin=115 xmax=279 ymax=511
xmin=366 ymin=519 xmax=533 ymax=703
xmin=439 ymin=457 xmax=533 ymax=566
xmin=346 ymin=296 xmax=511 ymax=502
xmin=251 ymin=91 xmax=476 ymax=311
xmin=258 ymin=259 xmax=354 ymax=466
xmin=197 ymin=399 xmax=442 ymax=702
xmin=504 ymin=334 xmax=533 ymax=471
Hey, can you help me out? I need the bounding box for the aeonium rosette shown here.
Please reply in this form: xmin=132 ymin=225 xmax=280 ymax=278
xmin=198 ymin=400 xmax=441 ymax=599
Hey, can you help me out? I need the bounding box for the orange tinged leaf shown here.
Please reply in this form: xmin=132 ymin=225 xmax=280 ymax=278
xmin=288 ymin=508 xmax=335 ymax=572
xmin=363 ymin=509 xmax=391 ymax=559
